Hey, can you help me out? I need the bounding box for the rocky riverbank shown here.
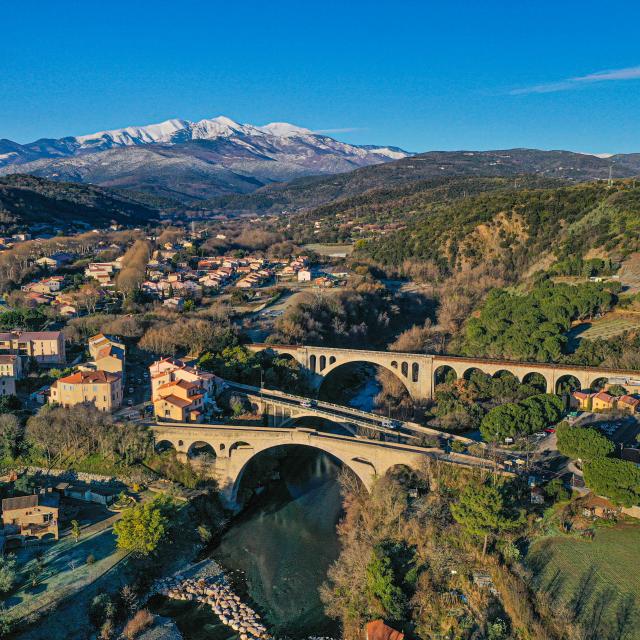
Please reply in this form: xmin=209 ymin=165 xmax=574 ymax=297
xmin=152 ymin=575 xmax=269 ymax=640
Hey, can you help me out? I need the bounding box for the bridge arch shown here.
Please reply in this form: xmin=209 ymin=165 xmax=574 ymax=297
xmin=228 ymin=442 xmax=372 ymax=505
xmin=155 ymin=439 xmax=176 ymax=454
xmin=188 ymin=441 xmax=217 ymax=460
xmin=556 ymin=374 xmax=581 ymax=394
xmin=434 ymin=364 xmax=457 ymax=386
xmin=317 ymin=360 xmax=412 ymax=403
xmin=492 ymin=369 xmax=519 ymax=382
xmin=462 ymin=366 xmax=486 ymax=381
xmin=522 ymin=372 xmax=549 ymax=393
xmin=590 ymin=377 xmax=609 ymax=392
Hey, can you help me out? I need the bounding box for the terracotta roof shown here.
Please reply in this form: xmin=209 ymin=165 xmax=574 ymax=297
xmin=57 ymin=370 xmax=120 ymax=385
xmin=366 ymin=620 xmax=404 ymax=640
xmin=157 ymin=394 xmax=193 ymax=408
xmin=618 ymin=395 xmax=640 ymax=406
xmin=0 ymin=355 xmax=18 ymax=364
xmin=0 ymin=331 xmax=62 ymax=341
xmin=594 ymin=391 xmax=614 ymax=402
xmin=572 ymin=391 xmax=592 ymax=399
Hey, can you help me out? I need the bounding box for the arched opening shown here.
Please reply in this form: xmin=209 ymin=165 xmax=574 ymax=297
xmin=556 ymin=375 xmax=581 ymax=395
xmin=590 ymin=377 xmax=609 ymax=392
xmin=385 ymin=464 xmax=426 ymax=492
xmin=401 ymin=362 xmax=409 ymax=378
xmin=309 ymin=354 xmax=317 ymax=373
xmin=232 ymin=444 xmax=365 ymax=507
xmin=462 ymin=367 xmax=486 ymax=381
xmin=188 ymin=441 xmax=217 ymax=461
xmin=317 ymin=361 xmax=412 ymax=415
xmin=522 ymin=372 xmax=548 ymax=393
xmin=492 ymin=369 xmax=519 ymax=382
xmin=319 ymin=355 xmax=327 ymax=371
xmin=390 ymin=361 xmax=398 ymax=369
xmin=155 ymin=439 xmax=176 ymax=454
xmin=434 ymin=365 xmax=457 ymax=387
xmin=284 ymin=415 xmax=354 ymax=435
xmin=329 ymin=356 xmax=336 ymax=365
xmin=229 ymin=440 xmax=252 ymax=455
xmin=411 ymin=362 xmax=419 ymax=383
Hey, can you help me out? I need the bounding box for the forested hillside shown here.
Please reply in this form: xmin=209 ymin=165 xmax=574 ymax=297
xmin=202 ymin=148 xmax=640 ymax=214
xmin=0 ymin=174 xmax=160 ymax=230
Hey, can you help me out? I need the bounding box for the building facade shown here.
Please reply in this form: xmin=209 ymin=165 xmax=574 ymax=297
xmin=49 ymin=370 xmax=122 ymax=412
xmin=0 ymin=331 xmax=66 ymax=364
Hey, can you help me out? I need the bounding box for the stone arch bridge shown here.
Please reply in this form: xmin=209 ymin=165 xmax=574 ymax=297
xmin=150 ymin=423 xmax=496 ymax=509
xmin=248 ymin=344 xmax=637 ymax=401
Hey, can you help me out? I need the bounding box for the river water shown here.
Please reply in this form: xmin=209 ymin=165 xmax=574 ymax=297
xmin=155 ymin=448 xmax=344 ymax=640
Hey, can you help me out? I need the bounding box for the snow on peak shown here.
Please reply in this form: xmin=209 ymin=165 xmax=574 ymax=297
xmin=257 ymin=122 xmax=313 ymax=137
xmin=75 ymin=118 xmax=189 ymax=146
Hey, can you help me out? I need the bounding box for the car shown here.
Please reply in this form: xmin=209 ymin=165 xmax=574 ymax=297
xmin=128 ymin=387 xmax=134 ymax=394
xmin=544 ymin=427 xmax=556 ymax=434
xmin=127 ymin=399 xmax=133 ymax=406
xmin=534 ymin=431 xmax=546 ymax=438
xmin=301 ymin=399 xmax=317 ymax=408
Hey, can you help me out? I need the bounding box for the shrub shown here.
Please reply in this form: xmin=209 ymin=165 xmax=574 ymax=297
xmin=123 ymin=609 xmax=154 ymax=639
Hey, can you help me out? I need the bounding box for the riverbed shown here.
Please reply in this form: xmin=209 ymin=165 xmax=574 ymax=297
xmin=153 ymin=448 xmax=344 ymax=639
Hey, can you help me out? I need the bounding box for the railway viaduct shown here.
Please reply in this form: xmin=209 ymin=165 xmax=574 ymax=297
xmin=247 ymin=344 xmax=637 ymax=401
xmin=150 ymin=423 xmax=498 ymax=508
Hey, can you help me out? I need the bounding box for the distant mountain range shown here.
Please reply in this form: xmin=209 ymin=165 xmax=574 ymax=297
xmin=0 ymin=116 xmax=410 ymax=201
xmin=201 ymin=148 xmax=640 ymax=215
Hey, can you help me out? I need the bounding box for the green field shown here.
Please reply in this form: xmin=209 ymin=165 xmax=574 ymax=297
xmin=303 ymin=243 xmax=354 ymax=257
xmin=567 ymin=314 xmax=640 ymax=350
xmin=526 ymin=524 xmax=640 ymax=638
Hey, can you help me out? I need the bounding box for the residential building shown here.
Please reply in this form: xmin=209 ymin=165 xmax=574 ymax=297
xmin=153 ymin=378 xmax=205 ymax=422
xmin=88 ymin=333 xmax=126 ymax=374
xmin=150 ymin=357 xmax=220 ymax=422
xmin=0 ymin=354 xmax=22 ymax=380
xmin=35 ymin=252 xmax=75 ymax=269
xmin=297 ymin=269 xmax=313 ymax=282
xmin=0 ymin=330 xmax=66 ymax=364
xmin=617 ymin=395 xmax=640 ymax=414
xmin=1 ymin=492 xmax=60 ymax=544
xmin=570 ymin=390 xmax=592 ymax=411
xmin=592 ymin=391 xmax=615 ymax=412
xmin=49 ymin=370 xmax=122 ymax=412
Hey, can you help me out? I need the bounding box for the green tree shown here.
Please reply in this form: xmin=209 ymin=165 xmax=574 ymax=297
xmin=365 ymin=545 xmax=407 ymax=621
xmin=113 ymin=497 xmax=174 ymax=555
xmin=583 ymin=458 xmax=640 ymax=507
xmin=480 ymin=403 xmax=526 ymax=442
xmin=607 ymin=384 xmax=627 ymax=397
xmin=451 ymin=483 xmax=522 ymax=555
xmin=71 ymin=519 xmax=81 ymax=542
xmin=556 ymin=422 xmax=614 ymax=462
xmin=0 ymin=554 xmax=17 ymax=594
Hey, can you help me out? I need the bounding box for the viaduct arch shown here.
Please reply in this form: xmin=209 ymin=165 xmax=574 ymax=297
xmin=150 ymin=423 xmax=494 ymax=509
xmin=248 ymin=344 xmax=639 ymax=400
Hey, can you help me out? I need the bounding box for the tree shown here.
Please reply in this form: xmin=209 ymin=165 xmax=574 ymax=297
xmin=451 ymin=483 xmax=522 ymax=555
xmin=556 ymin=422 xmax=614 ymax=462
xmin=544 ymin=477 xmax=569 ymax=502
xmin=0 ymin=554 xmax=17 ymax=594
xmin=480 ymin=403 xmax=526 ymax=442
xmin=583 ymin=458 xmax=640 ymax=507
xmin=113 ymin=497 xmax=174 ymax=555
xmin=607 ymin=384 xmax=628 ymax=397
xmin=71 ymin=519 xmax=81 ymax=542
xmin=0 ymin=413 xmax=22 ymax=459
xmin=365 ymin=544 xmax=407 ymax=622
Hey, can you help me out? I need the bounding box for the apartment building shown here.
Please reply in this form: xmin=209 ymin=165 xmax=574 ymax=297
xmin=0 ymin=331 xmax=66 ymax=364
xmin=1 ymin=492 xmax=60 ymax=544
xmin=88 ymin=333 xmax=126 ymax=374
xmin=49 ymin=370 xmax=122 ymax=412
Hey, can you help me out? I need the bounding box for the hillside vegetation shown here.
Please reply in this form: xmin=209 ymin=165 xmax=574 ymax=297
xmin=0 ymin=174 xmax=160 ymax=230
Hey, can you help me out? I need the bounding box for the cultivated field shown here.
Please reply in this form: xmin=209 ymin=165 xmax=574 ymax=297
xmin=303 ymin=243 xmax=354 ymax=257
xmin=566 ymin=312 xmax=640 ymax=349
xmin=527 ymin=524 xmax=640 ymax=638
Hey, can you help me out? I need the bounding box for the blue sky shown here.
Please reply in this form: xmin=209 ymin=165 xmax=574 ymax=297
xmin=2 ymin=0 xmax=639 ymax=153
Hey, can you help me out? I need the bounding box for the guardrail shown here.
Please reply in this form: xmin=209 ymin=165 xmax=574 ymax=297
xmin=225 ymin=380 xmax=476 ymax=444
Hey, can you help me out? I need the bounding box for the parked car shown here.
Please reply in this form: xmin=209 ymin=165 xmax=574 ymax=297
xmin=301 ymin=400 xmax=317 ymax=408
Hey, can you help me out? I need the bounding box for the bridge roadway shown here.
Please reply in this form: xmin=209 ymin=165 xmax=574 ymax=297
xmin=247 ymin=343 xmax=640 ymax=400
xmin=150 ymin=421 xmax=504 ymax=509
xmin=225 ymin=380 xmax=474 ymax=444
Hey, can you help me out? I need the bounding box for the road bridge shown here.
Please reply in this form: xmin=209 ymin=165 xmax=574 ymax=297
xmin=225 ymin=381 xmax=472 ymax=443
xmin=150 ymin=423 xmax=500 ymax=508
xmin=247 ymin=344 xmax=638 ymax=400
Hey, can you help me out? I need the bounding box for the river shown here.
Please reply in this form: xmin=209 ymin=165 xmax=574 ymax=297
xmin=153 ymin=448 xmax=344 ymax=639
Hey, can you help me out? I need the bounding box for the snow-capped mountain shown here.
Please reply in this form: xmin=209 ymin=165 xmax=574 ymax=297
xmin=0 ymin=116 xmax=411 ymax=200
